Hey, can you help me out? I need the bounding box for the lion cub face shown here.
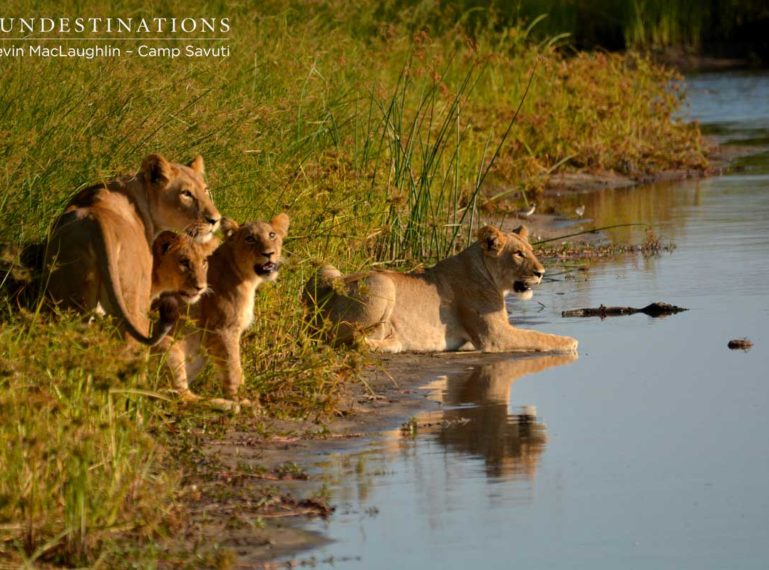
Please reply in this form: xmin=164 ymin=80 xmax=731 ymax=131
xmin=141 ymin=154 xmax=221 ymax=241
xmin=152 ymin=229 xmax=215 ymax=303
xmin=223 ymin=213 xmax=289 ymax=282
xmin=478 ymin=225 xmax=545 ymax=300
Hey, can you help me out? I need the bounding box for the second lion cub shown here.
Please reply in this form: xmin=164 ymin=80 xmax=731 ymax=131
xmin=160 ymin=214 xmax=289 ymax=403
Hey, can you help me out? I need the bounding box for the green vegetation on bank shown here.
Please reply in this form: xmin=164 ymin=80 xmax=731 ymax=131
xmin=0 ymin=0 xmax=705 ymax=565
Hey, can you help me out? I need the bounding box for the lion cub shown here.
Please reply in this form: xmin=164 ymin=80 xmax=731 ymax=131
xmin=151 ymin=228 xmax=215 ymax=303
xmin=140 ymin=228 xmax=215 ymax=339
xmin=160 ymin=214 xmax=289 ymax=403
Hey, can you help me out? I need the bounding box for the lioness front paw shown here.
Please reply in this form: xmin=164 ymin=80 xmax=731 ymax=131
xmin=562 ymin=336 xmax=579 ymax=353
xmin=179 ymin=390 xmax=202 ymax=403
xmin=208 ymin=398 xmax=241 ymax=413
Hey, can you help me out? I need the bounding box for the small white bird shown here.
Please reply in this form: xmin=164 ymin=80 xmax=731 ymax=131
xmin=575 ymin=204 xmax=586 ymax=218
xmin=518 ymin=203 xmax=536 ymax=218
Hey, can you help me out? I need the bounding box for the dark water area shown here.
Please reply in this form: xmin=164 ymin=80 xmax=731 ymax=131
xmin=292 ymin=73 xmax=769 ymax=568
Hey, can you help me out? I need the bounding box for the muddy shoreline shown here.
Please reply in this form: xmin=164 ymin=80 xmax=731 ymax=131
xmin=172 ymin=145 xmax=737 ymax=567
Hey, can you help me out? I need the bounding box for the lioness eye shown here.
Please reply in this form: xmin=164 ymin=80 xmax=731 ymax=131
xmin=181 ymin=190 xmax=194 ymax=199
xmin=180 ymin=259 xmax=191 ymax=271
xmin=245 ymin=235 xmax=257 ymax=244
xmin=269 ymin=232 xmax=277 ymax=240
xmin=514 ymin=251 xmax=524 ymax=258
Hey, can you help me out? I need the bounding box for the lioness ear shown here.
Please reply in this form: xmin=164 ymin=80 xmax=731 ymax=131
xmin=220 ymin=217 xmax=240 ymax=239
xmin=153 ymin=231 xmax=177 ymax=257
xmin=188 ymin=155 xmax=205 ymax=174
xmin=142 ymin=153 xmax=174 ymax=186
xmin=513 ymin=225 xmax=530 ymax=241
xmin=270 ymin=213 xmax=290 ymax=238
xmin=478 ymin=225 xmax=506 ymax=255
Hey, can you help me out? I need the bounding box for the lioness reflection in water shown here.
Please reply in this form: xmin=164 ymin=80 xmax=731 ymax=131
xmin=392 ymin=354 xmax=575 ymax=479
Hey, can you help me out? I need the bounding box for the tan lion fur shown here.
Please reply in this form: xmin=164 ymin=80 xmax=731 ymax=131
xmin=305 ymin=225 xmax=578 ymax=354
xmin=151 ymin=227 xmax=218 ymax=303
xmin=158 ymin=214 xmax=289 ymax=402
xmin=44 ymin=154 xmax=221 ymax=346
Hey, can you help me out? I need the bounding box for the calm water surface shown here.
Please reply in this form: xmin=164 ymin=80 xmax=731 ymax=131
xmin=297 ymin=73 xmax=769 ymax=569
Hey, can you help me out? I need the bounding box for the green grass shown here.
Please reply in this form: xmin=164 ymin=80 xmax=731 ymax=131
xmin=0 ymin=315 xmax=176 ymax=567
xmin=0 ymin=0 xmax=705 ymax=565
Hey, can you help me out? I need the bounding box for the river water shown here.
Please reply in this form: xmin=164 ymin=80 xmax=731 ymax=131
xmin=295 ymin=72 xmax=769 ymax=569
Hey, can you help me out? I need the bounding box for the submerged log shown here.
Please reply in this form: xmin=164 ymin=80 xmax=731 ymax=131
xmin=561 ymin=302 xmax=688 ymax=319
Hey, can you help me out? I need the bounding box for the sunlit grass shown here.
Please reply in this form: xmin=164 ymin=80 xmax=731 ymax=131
xmin=0 ymin=314 xmax=176 ymax=566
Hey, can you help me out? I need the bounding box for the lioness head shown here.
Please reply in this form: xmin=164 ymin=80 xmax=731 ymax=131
xmin=478 ymin=225 xmax=544 ymax=300
xmin=221 ymin=213 xmax=290 ymax=282
xmin=152 ymin=228 xmax=216 ymax=303
xmin=141 ymin=154 xmax=221 ymax=240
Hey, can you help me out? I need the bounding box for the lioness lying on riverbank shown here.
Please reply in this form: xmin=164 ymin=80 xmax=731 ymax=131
xmin=305 ymin=225 xmax=578 ymax=354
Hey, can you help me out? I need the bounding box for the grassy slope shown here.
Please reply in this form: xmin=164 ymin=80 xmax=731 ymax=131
xmin=0 ymin=0 xmax=705 ymax=565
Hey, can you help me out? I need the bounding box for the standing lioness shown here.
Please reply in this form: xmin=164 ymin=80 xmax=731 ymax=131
xmin=44 ymin=154 xmax=220 ymax=345
xmin=305 ymin=225 xmax=577 ymax=354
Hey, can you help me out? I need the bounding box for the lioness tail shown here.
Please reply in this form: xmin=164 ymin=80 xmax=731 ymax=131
xmin=93 ymin=218 xmax=177 ymax=346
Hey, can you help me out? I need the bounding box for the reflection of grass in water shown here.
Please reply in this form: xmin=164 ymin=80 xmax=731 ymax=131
xmin=728 ymin=136 xmax=769 ymax=148
xmin=731 ymin=151 xmax=769 ymax=174
xmin=557 ymin=179 xmax=692 ymax=245
xmin=0 ymin=0 xmax=706 ymax=565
